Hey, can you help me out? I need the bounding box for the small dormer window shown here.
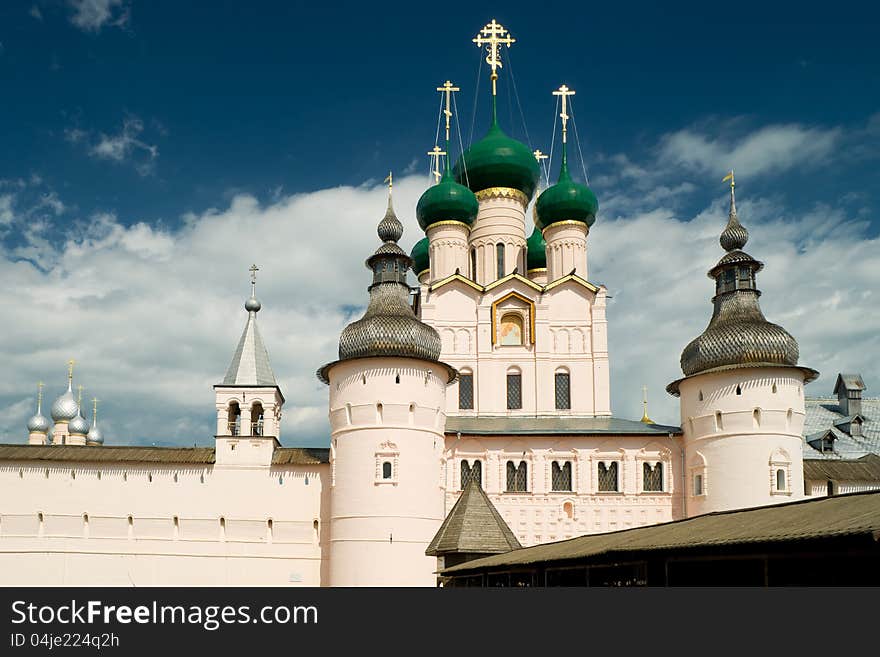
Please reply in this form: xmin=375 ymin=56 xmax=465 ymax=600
xmin=851 ymin=417 xmax=862 ymax=437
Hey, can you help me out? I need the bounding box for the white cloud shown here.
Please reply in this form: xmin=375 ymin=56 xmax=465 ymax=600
xmin=658 ymin=123 xmax=841 ymax=178
xmin=87 ymin=117 xmax=159 ymax=175
xmin=0 ymin=165 xmax=876 ymax=448
xmin=0 ymin=195 xmax=14 ymax=224
xmin=68 ymin=0 xmax=130 ymax=33
xmin=29 ymin=5 xmax=43 ymax=20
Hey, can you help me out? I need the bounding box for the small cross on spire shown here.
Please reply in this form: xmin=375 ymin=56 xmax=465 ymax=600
xmin=249 ymin=263 xmax=259 ymax=296
xmin=552 ymin=85 xmax=576 ymax=143
xmin=92 ymin=397 xmax=99 ymax=422
xmin=437 ymin=80 xmax=460 ymax=142
xmin=427 ymin=146 xmax=446 ymax=183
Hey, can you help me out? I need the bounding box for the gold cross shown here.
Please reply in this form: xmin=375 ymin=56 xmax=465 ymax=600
xmin=76 ymin=384 xmax=83 ymax=407
xmin=552 ymin=85 xmax=576 ymax=143
xmin=37 ymin=381 xmax=44 ymax=406
xmin=722 ymin=170 xmax=735 ymax=190
xmin=533 ymin=149 xmax=548 ymax=163
xmin=92 ymin=397 xmax=99 ymax=420
xmin=473 ymin=20 xmax=515 ymax=95
xmin=249 ymin=263 xmax=259 ymax=296
xmin=67 ymin=359 xmax=76 ymax=382
xmin=384 ymin=171 xmax=393 ymax=191
xmin=437 ymin=80 xmax=460 ymax=142
xmin=427 ymin=146 xmax=446 ymax=183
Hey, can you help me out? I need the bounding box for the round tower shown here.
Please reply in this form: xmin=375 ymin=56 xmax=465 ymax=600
xmin=319 ymin=186 xmax=456 ymax=587
xmin=534 ymin=85 xmax=598 ymax=282
xmin=667 ymin=173 xmax=818 ymax=516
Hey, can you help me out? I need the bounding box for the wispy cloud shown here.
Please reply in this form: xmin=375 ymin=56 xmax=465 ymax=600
xmin=658 ymin=122 xmax=842 ymax=178
xmin=66 ymin=116 xmax=160 ymax=176
xmin=68 ymin=0 xmax=130 ymax=33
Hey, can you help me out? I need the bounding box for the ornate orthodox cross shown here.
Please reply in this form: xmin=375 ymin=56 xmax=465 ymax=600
xmin=249 ymin=263 xmax=259 ymax=296
xmin=437 ymin=80 xmax=460 ymax=142
xmin=67 ymin=359 xmax=76 ymax=383
xmin=427 ymin=145 xmax=446 ymax=183
xmin=92 ymin=397 xmax=99 ymax=421
xmin=553 ymin=85 xmax=576 ymax=143
xmin=473 ymin=20 xmax=515 ymax=96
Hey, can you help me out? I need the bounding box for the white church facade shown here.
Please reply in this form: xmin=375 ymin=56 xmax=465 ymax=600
xmin=0 ymin=21 xmax=873 ymax=587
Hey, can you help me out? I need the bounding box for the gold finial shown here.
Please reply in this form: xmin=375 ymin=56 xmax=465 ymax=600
xmin=552 ymin=85 xmax=576 ymax=143
xmin=722 ymin=170 xmax=735 ymax=190
xmin=473 ymin=20 xmax=515 ymax=96
xmin=384 ymin=171 xmax=393 ymax=192
xmin=641 ymin=385 xmax=654 ymax=424
xmin=67 ymin=359 xmax=76 ymax=383
xmin=437 ymin=80 xmax=460 ymax=143
xmin=427 ymin=146 xmax=446 ymax=183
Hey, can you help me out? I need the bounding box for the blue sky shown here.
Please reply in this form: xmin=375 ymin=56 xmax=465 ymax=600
xmin=0 ymin=1 xmax=878 ymax=447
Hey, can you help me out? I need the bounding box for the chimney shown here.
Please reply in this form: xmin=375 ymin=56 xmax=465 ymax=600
xmin=833 ymin=373 xmax=865 ymax=417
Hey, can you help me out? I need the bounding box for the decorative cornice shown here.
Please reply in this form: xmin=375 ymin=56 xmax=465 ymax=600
xmin=475 ymin=186 xmax=529 ymax=207
xmin=426 ymin=220 xmax=472 ymax=232
xmin=430 ymin=272 xmax=484 ymax=293
xmin=543 ymin=273 xmax=600 ymax=293
xmin=416 ymin=268 xmax=430 ymax=278
xmin=542 ymin=220 xmax=591 ymax=235
xmin=527 ymin=267 xmax=547 ymax=274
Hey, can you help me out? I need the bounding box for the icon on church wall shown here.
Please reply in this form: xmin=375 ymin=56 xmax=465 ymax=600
xmin=500 ymin=314 xmax=524 ymax=345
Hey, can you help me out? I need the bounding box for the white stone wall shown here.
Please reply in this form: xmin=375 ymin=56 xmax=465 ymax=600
xmin=0 ymin=458 xmax=330 ymax=585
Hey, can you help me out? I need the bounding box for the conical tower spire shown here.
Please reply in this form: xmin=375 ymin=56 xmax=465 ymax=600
xmin=223 ymin=265 xmax=277 ymax=386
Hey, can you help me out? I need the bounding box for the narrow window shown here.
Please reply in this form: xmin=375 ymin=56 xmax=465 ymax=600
xmin=382 ymin=461 xmax=392 ymax=480
xmin=736 ymin=384 xmax=742 ymax=395
xmin=772 ymin=383 xmax=778 ymax=394
xmin=753 ymin=408 xmax=761 ymax=427
xmin=395 ymin=372 xmax=400 ymax=384
xmin=555 ymin=372 xmax=571 ymax=410
xmin=470 ymin=248 xmax=477 ymax=281
xmin=597 ymin=462 xmax=618 ymax=492
xmin=507 ymin=372 xmax=522 ymax=409
xmin=506 ymin=460 xmax=528 ymax=492
xmin=643 ymin=463 xmax=663 ymax=492
xmin=551 ymin=461 xmax=572 ymax=491
xmin=698 ymin=390 xmax=703 ymax=401
xmin=694 ymin=474 xmax=703 ymax=496
xmin=496 ymin=243 xmax=505 ymax=279
xmin=715 ymin=411 xmax=723 ymax=431
xmin=458 ymin=373 xmax=474 ymax=410
xmin=826 ymin=480 xmax=834 ymax=497
xmin=776 ymin=469 xmax=786 ymax=491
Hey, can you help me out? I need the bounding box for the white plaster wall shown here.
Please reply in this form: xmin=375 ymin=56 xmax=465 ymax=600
xmin=543 ymin=222 xmax=588 ymax=281
xmin=427 ymin=222 xmax=470 ymax=281
xmin=326 ymin=357 xmax=447 ymax=586
xmin=444 ymin=433 xmax=684 ymax=545
xmin=678 ymin=367 xmax=807 ymax=516
xmin=0 ymin=459 xmax=330 ymax=585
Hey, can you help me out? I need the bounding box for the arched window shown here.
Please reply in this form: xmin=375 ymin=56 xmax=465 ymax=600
xmin=597 ymin=462 xmax=618 ymax=492
xmin=776 ymin=468 xmax=786 ymax=491
xmin=500 ymin=314 xmax=524 ymax=346
xmin=506 ymin=460 xmax=528 ymax=492
xmin=506 ymin=369 xmax=522 ymax=409
xmin=715 ymin=411 xmax=723 ymax=431
xmin=227 ymin=401 xmax=241 ymax=436
xmin=736 ymin=384 xmax=742 ymax=395
xmin=382 ymin=461 xmax=392 ymax=480
xmin=694 ymin=473 xmax=704 ymax=496
xmin=496 ymin=243 xmax=505 ymax=279
xmin=551 ymin=461 xmax=572 ymax=491
xmin=563 ymin=501 xmax=574 ymax=519
xmin=251 ymin=402 xmax=264 ymax=436
xmin=461 ymin=460 xmax=482 ymax=488
xmin=698 ymin=390 xmax=703 ymax=401
xmin=555 ymin=371 xmax=571 ymax=410
xmin=458 ymin=371 xmax=474 ymax=410
xmin=643 ymin=463 xmax=663 ymax=492
xmin=753 ymin=408 xmax=761 ymax=428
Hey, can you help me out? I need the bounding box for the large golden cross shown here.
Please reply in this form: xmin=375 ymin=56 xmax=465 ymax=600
xmin=427 ymin=146 xmax=446 ymax=183
xmin=553 ymin=85 xmax=576 ymax=143
xmin=437 ymin=80 xmax=460 ymax=142
xmin=473 ymin=20 xmax=515 ymax=95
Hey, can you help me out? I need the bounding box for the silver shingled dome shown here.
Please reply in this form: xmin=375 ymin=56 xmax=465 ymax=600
xmin=87 ymin=425 xmax=104 ymax=445
xmin=50 ymin=386 xmax=79 ymax=422
xmin=68 ymin=411 xmax=89 ymax=435
xmin=27 ymin=413 xmax=51 ymax=434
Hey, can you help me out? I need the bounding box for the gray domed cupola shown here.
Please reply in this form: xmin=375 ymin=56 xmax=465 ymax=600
xmin=318 ymin=176 xmax=455 ymax=383
xmin=668 ymin=172 xmax=817 ymax=394
xmin=50 ymin=360 xmax=80 ymax=424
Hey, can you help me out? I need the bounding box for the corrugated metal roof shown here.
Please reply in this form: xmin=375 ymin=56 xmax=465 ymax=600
xmin=426 ymin=479 xmax=521 ymax=556
xmin=803 ymin=454 xmax=880 ymax=482
xmin=442 ymin=490 xmax=880 ymax=574
xmin=0 ymin=444 xmax=330 ymax=465
xmin=444 ymin=415 xmax=681 ymax=436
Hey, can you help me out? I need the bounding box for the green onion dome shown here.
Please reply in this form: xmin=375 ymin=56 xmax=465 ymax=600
xmin=416 ymin=169 xmax=479 ymax=230
xmin=526 ymin=226 xmax=546 ymax=271
xmin=411 ymin=236 xmax=430 ymax=276
xmin=535 ymin=153 xmax=598 ymax=230
xmin=453 ymin=120 xmax=540 ymax=200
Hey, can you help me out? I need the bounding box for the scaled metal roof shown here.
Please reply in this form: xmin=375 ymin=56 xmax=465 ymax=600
xmin=803 ymin=397 xmax=880 ymax=460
